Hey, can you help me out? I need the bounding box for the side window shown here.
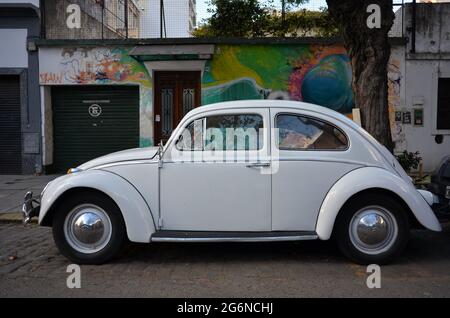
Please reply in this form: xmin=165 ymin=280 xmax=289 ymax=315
xmin=176 ymin=114 xmax=264 ymax=151
xmin=277 ymin=114 xmax=348 ymax=150
xmin=176 ymin=118 xmax=204 ymax=151
xmin=205 ymin=114 xmax=264 ymax=151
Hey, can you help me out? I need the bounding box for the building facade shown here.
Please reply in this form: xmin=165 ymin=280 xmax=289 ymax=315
xmin=0 ymin=1 xmax=41 ymax=174
xmin=140 ymin=0 xmax=196 ymax=38
xmin=37 ymin=39 xmax=405 ymax=172
xmin=1 ymin=1 xmax=449 ymax=175
xmin=391 ymin=3 xmax=450 ymax=171
xmin=43 ymin=0 xmax=143 ymax=39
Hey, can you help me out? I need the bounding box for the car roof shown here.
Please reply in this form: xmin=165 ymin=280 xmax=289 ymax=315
xmin=188 ymin=99 xmax=359 ymax=130
xmin=187 ymin=99 xmax=388 ymax=156
xmin=176 ymin=100 xmax=395 ymax=173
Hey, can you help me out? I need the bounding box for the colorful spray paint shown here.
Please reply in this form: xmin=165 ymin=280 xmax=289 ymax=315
xmin=202 ymin=44 xmax=354 ymax=114
xmin=39 ymin=47 xmax=153 ymax=146
xmin=39 ymin=43 xmax=402 ymax=147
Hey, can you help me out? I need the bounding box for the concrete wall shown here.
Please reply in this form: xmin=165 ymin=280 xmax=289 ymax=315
xmin=44 ymin=0 xmax=121 ymax=39
xmin=398 ymin=60 xmax=450 ymax=171
xmin=405 ymin=3 xmax=450 ymax=55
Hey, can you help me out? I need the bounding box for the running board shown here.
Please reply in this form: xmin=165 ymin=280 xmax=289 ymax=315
xmin=151 ymin=230 xmax=318 ymax=242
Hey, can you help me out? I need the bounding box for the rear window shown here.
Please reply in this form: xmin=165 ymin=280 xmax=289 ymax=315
xmin=276 ymin=114 xmax=348 ymax=150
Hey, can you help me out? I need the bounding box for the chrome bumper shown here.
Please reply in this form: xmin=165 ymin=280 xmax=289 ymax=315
xmin=432 ymin=200 xmax=450 ymax=221
xmin=419 ymin=189 xmax=450 ymax=221
xmin=22 ymin=191 xmax=40 ymax=224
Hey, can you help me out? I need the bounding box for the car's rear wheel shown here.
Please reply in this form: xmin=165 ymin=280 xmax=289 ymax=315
xmin=52 ymin=191 xmax=125 ymax=265
xmin=335 ymin=193 xmax=409 ymax=265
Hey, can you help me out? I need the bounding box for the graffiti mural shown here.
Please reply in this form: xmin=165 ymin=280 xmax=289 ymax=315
xmin=388 ymin=47 xmax=406 ymax=150
xmin=39 ymin=47 xmax=153 ymax=147
xmin=39 ymin=44 xmax=403 ymax=147
xmin=202 ymin=44 xmax=354 ymax=114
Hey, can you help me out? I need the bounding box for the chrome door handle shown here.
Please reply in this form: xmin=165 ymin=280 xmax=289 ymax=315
xmin=246 ymin=162 xmax=271 ymax=168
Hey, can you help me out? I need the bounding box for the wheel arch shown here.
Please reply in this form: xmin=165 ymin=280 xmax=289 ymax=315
xmin=39 ymin=170 xmax=156 ymax=243
xmin=315 ymin=167 xmax=441 ymax=240
xmin=41 ymin=187 xmax=113 ymax=226
xmin=331 ymin=188 xmax=420 ymax=235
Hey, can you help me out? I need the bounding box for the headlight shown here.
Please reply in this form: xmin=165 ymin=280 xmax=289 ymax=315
xmin=67 ymin=168 xmax=83 ymax=174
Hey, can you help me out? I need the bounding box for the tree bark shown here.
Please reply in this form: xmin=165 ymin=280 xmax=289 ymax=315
xmin=326 ymin=0 xmax=395 ymax=151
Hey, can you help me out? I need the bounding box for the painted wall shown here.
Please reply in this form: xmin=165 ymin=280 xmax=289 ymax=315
xmin=388 ymin=46 xmax=407 ymax=151
xmin=202 ymin=44 xmax=354 ymax=114
xmin=39 ymin=47 xmax=154 ymax=147
xmin=39 ymin=44 xmax=359 ymax=147
xmin=38 ymin=43 xmax=406 ymax=165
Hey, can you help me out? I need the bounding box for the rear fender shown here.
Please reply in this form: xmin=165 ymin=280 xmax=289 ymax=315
xmin=316 ymin=167 xmax=442 ymax=240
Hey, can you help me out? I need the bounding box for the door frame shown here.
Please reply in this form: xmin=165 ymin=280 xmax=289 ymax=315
xmin=160 ymin=107 xmax=272 ymax=232
xmin=153 ymin=71 xmax=201 ymax=145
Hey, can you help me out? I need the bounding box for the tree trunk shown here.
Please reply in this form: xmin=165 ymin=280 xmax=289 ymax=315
xmin=326 ymin=0 xmax=395 ymax=151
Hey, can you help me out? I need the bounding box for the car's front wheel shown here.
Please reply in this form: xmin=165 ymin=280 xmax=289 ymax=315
xmin=52 ymin=191 xmax=126 ymax=265
xmin=335 ymin=193 xmax=410 ymax=265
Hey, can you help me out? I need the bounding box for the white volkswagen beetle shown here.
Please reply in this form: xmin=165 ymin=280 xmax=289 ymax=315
xmin=23 ymin=100 xmax=442 ymax=265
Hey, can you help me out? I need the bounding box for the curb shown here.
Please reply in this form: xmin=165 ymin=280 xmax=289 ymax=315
xmin=0 ymin=212 xmax=37 ymax=224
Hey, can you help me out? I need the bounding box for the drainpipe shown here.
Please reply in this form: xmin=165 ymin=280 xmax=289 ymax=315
xmin=281 ymin=0 xmax=286 ymax=37
xmin=39 ymin=0 xmax=46 ymax=38
xmin=411 ymin=0 xmax=416 ymax=53
xmin=160 ymin=0 xmax=163 ymax=38
xmin=125 ymin=0 xmax=129 ymax=38
xmin=101 ymin=0 xmax=104 ymax=40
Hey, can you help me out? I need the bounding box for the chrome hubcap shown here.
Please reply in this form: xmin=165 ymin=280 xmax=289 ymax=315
xmin=349 ymin=206 xmax=398 ymax=255
xmin=64 ymin=204 xmax=112 ymax=254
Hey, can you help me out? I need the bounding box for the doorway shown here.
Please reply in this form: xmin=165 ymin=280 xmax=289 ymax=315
xmin=154 ymin=71 xmax=201 ymax=144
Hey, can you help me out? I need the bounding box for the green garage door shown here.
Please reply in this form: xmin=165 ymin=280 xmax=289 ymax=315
xmin=52 ymin=86 xmax=139 ymax=172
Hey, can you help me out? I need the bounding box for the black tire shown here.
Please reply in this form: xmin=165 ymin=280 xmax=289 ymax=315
xmin=334 ymin=193 xmax=410 ymax=265
xmin=52 ymin=191 xmax=126 ymax=265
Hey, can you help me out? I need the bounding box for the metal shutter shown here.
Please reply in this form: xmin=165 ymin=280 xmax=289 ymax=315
xmin=52 ymin=85 xmax=139 ymax=172
xmin=0 ymin=76 xmax=22 ymax=174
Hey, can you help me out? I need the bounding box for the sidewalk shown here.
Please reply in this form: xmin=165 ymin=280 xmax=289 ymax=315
xmin=0 ymin=174 xmax=61 ymax=216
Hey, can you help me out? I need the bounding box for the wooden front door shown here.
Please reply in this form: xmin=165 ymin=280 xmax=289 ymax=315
xmin=154 ymin=71 xmax=201 ymax=144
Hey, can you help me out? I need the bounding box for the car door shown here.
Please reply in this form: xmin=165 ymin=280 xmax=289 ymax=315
xmin=271 ymin=108 xmax=362 ymax=231
xmin=160 ymin=108 xmax=272 ymax=232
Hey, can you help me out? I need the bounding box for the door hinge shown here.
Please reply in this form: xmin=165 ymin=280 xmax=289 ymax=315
xmin=158 ymin=217 xmax=164 ymax=228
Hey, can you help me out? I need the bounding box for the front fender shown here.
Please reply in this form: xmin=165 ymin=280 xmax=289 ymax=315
xmin=39 ymin=169 xmax=156 ymax=243
xmin=316 ymin=167 xmax=442 ymax=240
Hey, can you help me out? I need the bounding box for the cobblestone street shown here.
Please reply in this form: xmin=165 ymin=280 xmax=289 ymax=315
xmin=1 ymin=222 xmax=450 ymax=297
